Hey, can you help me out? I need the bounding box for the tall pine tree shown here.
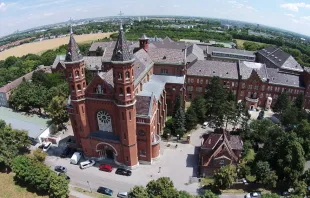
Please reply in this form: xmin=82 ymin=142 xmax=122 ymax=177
xmin=185 ymin=106 xmax=198 ymax=131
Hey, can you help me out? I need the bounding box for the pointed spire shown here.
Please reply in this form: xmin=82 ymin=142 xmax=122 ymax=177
xmin=65 ymin=26 xmax=83 ymax=62
xmin=111 ymin=22 xmax=134 ymax=62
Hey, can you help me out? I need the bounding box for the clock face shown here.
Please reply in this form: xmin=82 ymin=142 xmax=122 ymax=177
xmin=138 ymin=130 xmax=145 ymax=136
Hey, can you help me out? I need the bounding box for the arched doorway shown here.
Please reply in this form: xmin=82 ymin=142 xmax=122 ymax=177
xmin=96 ymin=143 xmax=118 ymax=160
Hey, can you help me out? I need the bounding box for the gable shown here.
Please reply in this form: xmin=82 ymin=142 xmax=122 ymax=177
xmin=85 ymin=74 xmax=114 ymax=96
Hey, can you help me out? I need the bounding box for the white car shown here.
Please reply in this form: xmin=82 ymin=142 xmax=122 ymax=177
xmin=117 ymin=192 xmax=128 ymax=198
xmin=202 ymin=122 xmax=208 ymax=129
xmin=42 ymin=142 xmax=52 ymax=152
xmin=80 ymin=160 xmax=96 ymax=169
xmin=245 ymin=192 xmax=261 ymax=198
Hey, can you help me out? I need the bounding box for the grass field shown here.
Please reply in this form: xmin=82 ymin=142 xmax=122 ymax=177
xmin=235 ymin=39 xmax=267 ymax=50
xmin=0 ymin=172 xmax=48 ymax=198
xmin=0 ymin=32 xmax=114 ymax=60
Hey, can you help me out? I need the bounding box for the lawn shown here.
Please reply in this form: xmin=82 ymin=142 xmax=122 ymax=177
xmin=0 ymin=172 xmax=48 ymax=198
xmin=235 ymin=39 xmax=267 ymax=50
xmin=0 ymin=32 xmax=114 ymax=60
xmin=74 ymin=187 xmax=110 ymax=198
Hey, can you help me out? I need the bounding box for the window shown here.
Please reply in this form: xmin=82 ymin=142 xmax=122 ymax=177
xmin=75 ymin=71 xmax=79 ymax=78
xmin=138 ymin=130 xmax=145 ymax=136
xmin=235 ymin=82 xmax=238 ymax=87
xmin=118 ymin=72 xmax=122 ymax=80
xmin=247 ymin=92 xmax=251 ymax=97
xmin=274 ymin=94 xmax=278 ymax=99
xmin=160 ymin=69 xmax=168 ymax=74
xmin=188 ymin=93 xmax=192 ymax=99
xmin=119 ymin=88 xmax=123 ymax=96
xmin=191 ymin=78 xmax=194 ymax=83
xmin=125 ymin=71 xmax=130 ymax=79
xmin=139 ymin=150 xmax=146 ymax=156
xmin=255 ymin=85 xmax=258 ymax=90
xmin=248 ymin=85 xmax=252 ymax=89
xmin=206 ymin=79 xmax=209 ymax=84
xmin=200 ymin=79 xmax=203 ymax=84
xmin=197 ymin=79 xmax=199 ymax=83
xmin=82 ymin=106 xmax=84 ymax=113
xmin=262 ymin=85 xmax=265 ymax=91
xmin=219 ymin=160 xmax=225 ymax=165
xmin=187 ymin=86 xmax=193 ymax=92
xmin=129 ymin=111 xmax=131 ymax=120
xmin=187 ymin=78 xmax=191 ymax=83
xmin=77 ymin=84 xmax=81 ymax=91
xmin=232 ymin=82 xmax=234 ymax=87
xmin=69 ymin=72 xmax=73 ymax=78
xmin=196 ymin=87 xmax=202 ymax=92
xmin=241 ymin=91 xmax=244 ymax=96
xmin=71 ymin=85 xmax=75 ymax=92
xmin=124 ymin=133 xmax=127 ymax=140
xmin=81 ymin=68 xmax=84 ymax=76
xmin=126 ymin=87 xmax=131 ymax=95
xmin=83 ymin=82 xmax=86 ymax=88
xmin=242 ymin=83 xmax=245 ymax=89
xmin=126 ymin=156 xmax=129 ymax=162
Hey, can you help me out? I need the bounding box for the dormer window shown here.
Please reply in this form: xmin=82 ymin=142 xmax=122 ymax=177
xmin=125 ymin=71 xmax=130 ymax=79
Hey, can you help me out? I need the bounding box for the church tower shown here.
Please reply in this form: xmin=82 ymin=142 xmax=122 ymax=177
xmin=65 ymin=27 xmax=90 ymax=147
xmin=139 ymin=33 xmax=149 ymax=52
xmin=111 ymin=24 xmax=138 ymax=168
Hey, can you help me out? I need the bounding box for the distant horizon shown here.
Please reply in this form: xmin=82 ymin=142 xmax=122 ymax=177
xmin=0 ymin=0 xmax=310 ymax=38
xmin=1 ymin=15 xmax=309 ymax=40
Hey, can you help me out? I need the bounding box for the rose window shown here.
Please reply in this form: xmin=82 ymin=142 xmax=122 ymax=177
xmin=97 ymin=111 xmax=113 ymax=132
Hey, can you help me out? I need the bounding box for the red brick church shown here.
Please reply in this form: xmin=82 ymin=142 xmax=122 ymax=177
xmin=64 ymin=25 xmax=186 ymax=169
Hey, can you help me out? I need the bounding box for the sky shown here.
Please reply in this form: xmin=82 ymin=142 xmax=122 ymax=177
xmin=0 ymin=0 xmax=310 ymax=37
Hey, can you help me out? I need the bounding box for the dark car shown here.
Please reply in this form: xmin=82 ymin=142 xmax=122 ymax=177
xmin=97 ymin=186 xmax=113 ymax=196
xmin=54 ymin=166 xmax=67 ymax=173
xmin=58 ymin=173 xmax=70 ymax=180
xmin=115 ymin=168 xmax=132 ymax=176
xmin=38 ymin=144 xmax=44 ymax=149
xmin=60 ymin=147 xmax=70 ymax=158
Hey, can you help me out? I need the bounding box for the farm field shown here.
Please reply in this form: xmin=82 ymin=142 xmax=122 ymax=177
xmin=235 ymin=39 xmax=267 ymax=49
xmin=0 ymin=32 xmax=114 ymax=60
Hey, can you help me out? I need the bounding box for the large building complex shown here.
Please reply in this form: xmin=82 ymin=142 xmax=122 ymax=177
xmin=54 ymin=24 xmax=310 ymax=170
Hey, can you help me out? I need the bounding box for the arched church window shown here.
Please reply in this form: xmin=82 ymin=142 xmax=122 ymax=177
xmin=125 ymin=71 xmax=130 ymax=79
xmin=71 ymin=85 xmax=75 ymax=92
xmin=75 ymin=70 xmax=80 ymax=78
xmin=97 ymin=84 xmax=102 ymax=94
xmin=118 ymin=72 xmax=122 ymax=80
xmin=69 ymin=72 xmax=73 ymax=78
xmin=97 ymin=111 xmax=113 ymax=132
xmin=83 ymin=82 xmax=86 ymax=88
xmin=119 ymin=88 xmax=123 ymax=96
xmin=138 ymin=130 xmax=145 ymax=136
xmin=81 ymin=68 xmax=84 ymax=76
xmin=77 ymin=84 xmax=81 ymax=91
xmin=126 ymin=87 xmax=131 ymax=95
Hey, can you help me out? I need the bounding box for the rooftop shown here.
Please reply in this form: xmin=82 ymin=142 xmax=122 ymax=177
xmin=0 ymin=107 xmax=51 ymax=139
xmin=84 ymin=56 xmax=103 ymax=71
xmin=207 ymin=46 xmax=256 ymax=56
xmin=187 ymin=60 xmax=238 ymax=79
xmin=148 ymin=48 xmax=185 ymax=65
xmin=239 ymin=61 xmax=268 ymax=81
xmin=136 ymin=95 xmax=152 ymax=116
xmin=0 ymin=71 xmax=35 ymax=93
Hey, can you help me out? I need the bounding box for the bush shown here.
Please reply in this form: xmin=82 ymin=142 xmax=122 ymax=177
xmin=32 ymin=148 xmax=47 ymax=162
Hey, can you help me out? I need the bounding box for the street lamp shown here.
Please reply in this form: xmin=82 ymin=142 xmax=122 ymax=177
xmin=177 ymin=134 xmax=179 ymax=142
xmin=87 ymin=181 xmax=92 ymax=193
xmin=167 ymin=133 xmax=170 ymax=142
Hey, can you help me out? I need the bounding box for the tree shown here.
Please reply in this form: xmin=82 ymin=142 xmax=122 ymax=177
xmin=294 ymin=93 xmax=304 ymax=110
xmin=0 ymin=122 xmax=31 ymax=169
xmin=178 ymin=190 xmax=193 ymax=198
xmin=273 ymin=92 xmax=290 ymax=114
xmin=261 ymin=194 xmax=280 ymax=198
xmin=146 ymin=177 xmax=179 ymax=198
xmin=191 ymin=96 xmax=207 ymax=123
xmin=185 ymin=106 xmax=198 ymax=131
xmin=173 ymin=95 xmax=182 ymax=117
xmin=213 ymin=165 xmax=236 ymax=189
xmin=96 ymin=46 xmax=104 ymax=56
xmin=254 ymin=161 xmax=278 ymax=188
xmin=174 ymin=107 xmax=186 ymax=137
xmin=280 ymin=105 xmax=299 ymax=128
xmin=33 ymin=148 xmax=47 ymax=162
xmin=223 ymin=101 xmax=237 ymax=130
xmin=47 ymin=96 xmax=69 ymax=130
xmin=41 ymin=50 xmax=57 ymax=66
xmin=49 ymin=172 xmax=69 ymax=198
xmin=129 ymin=186 xmax=149 ymax=198
xmin=292 ymin=180 xmax=307 ymax=198
xmin=199 ymin=190 xmax=219 ymax=198
xmin=235 ymin=101 xmax=250 ymax=130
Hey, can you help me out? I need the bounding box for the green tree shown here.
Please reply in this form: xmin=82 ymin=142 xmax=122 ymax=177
xmin=174 ymin=107 xmax=186 ymax=137
xmin=294 ymin=93 xmax=304 ymax=110
xmin=185 ymin=106 xmax=198 ymax=131
xmin=49 ymin=172 xmax=69 ymax=198
xmin=235 ymin=101 xmax=250 ymax=129
xmin=191 ymin=96 xmax=207 ymax=123
xmin=33 ymin=148 xmax=47 ymax=162
xmin=129 ymin=186 xmax=149 ymax=198
xmin=273 ymin=92 xmax=290 ymax=114
xmin=292 ymin=180 xmax=307 ymax=198
xmin=254 ymin=161 xmax=278 ymax=188
xmin=280 ymin=105 xmax=299 ymax=128
xmin=199 ymin=190 xmax=219 ymax=198
xmin=223 ymin=101 xmax=237 ymax=130
xmin=0 ymin=123 xmax=31 ymax=169
xmin=179 ymin=190 xmax=193 ymax=198
xmin=173 ymin=95 xmax=183 ymax=117
xmin=41 ymin=50 xmax=57 ymax=66
xmin=47 ymin=96 xmax=69 ymax=131
xmin=146 ymin=177 xmax=179 ymax=198
xmin=213 ymin=165 xmax=236 ymax=189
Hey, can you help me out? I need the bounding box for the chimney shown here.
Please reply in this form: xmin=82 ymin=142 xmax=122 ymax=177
xmin=139 ymin=33 xmax=149 ymax=53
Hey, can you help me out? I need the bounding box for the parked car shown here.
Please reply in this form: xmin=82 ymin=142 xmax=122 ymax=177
xmin=54 ymin=166 xmax=67 ymax=173
xmin=43 ymin=142 xmax=52 ymax=152
xmin=245 ymin=192 xmax=261 ymax=198
xmin=202 ymin=122 xmax=208 ymax=129
xmin=70 ymin=152 xmax=82 ymax=164
xmin=38 ymin=144 xmax=44 ymax=149
xmin=60 ymin=147 xmax=70 ymax=158
xmin=99 ymin=164 xmax=113 ymax=172
xmin=97 ymin=186 xmax=113 ymax=196
xmin=115 ymin=168 xmax=132 ymax=176
xmin=117 ymin=192 xmax=128 ymax=198
xmin=80 ymin=160 xmax=96 ymax=169
xmin=58 ymin=173 xmax=70 ymax=180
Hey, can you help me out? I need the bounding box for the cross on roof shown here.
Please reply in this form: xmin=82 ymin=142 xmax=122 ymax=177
xmin=118 ymin=11 xmax=124 ymax=30
xmin=69 ymin=17 xmax=73 ymax=34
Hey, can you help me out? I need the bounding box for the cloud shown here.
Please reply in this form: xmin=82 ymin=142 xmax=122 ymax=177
xmin=281 ymin=2 xmax=310 ymax=12
xmin=285 ymin=13 xmax=295 ymax=18
xmin=228 ymin=0 xmax=257 ymax=11
xmin=19 ymin=0 xmax=68 ymax=10
xmin=301 ymin=16 xmax=310 ymax=21
xmin=0 ymin=2 xmax=6 ymax=11
xmin=43 ymin=12 xmax=54 ymax=17
xmin=173 ymin=5 xmax=181 ymax=8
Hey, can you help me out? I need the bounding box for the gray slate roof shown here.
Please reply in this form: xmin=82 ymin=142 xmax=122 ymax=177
xmin=207 ymin=46 xmax=256 ymax=56
xmin=138 ymin=75 xmax=184 ymax=100
xmin=98 ymin=69 xmax=114 ymax=87
xmin=151 ymin=37 xmax=186 ymax=50
xmin=84 ymin=56 xmax=102 ymax=70
xmin=187 ymin=60 xmax=238 ymax=79
xmin=258 ymin=46 xmax=303 ymax=72
xmin=133 ymin=49 xmax=154 ymax=86
xmin=89 ymin=42 xmax=112 ymax=52
xmin=148 ymin=48 xmax=185 ymax=65
xmin=65 ymin=33 xmax=83 ymax=62
xmin=266 ymin=68 xmax=304 ymax=88
xmin=52 ymin=55 xmax=65 ymax=69
xmin=239 ymin=61 xmax=268 ymax=81
xmin=186 ymin=44 xmax=205 ymax=63
xmin=136 ymin=96 xmax=152 ymax=116
xmin=111 ymin=27 xmax=134 ymax=62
